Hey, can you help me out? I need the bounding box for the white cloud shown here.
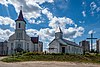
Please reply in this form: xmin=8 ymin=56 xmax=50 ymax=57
xmin=96 ymin=7 xmax=100 ymax=12
xmin=33 ymin=0 xmax=54 ymax=4
xmin=0 ymin=0 xmax=54 ymax=24
xmin=82 ymin=11 xmax=86 ymax=17
xmin=0 ymin=16 xmax=15 ymax=28
xmin=90 ymin=2 xmax=97 ymax=10
xmin=63 ymin=27 xmax=84 ymax=39
xmin=1 ymin=0 xmax=54 ymax=20
xmin=29 ymin=19 xmax=44 ymax=24
xmin=79 ymin=21 xmax=85 ymax=23
xmin=82 ymin=2 xmax=85 ymax=5
xmin=26 ymin=29 xmax=39 ymax=37
xmin=88 ymin=30 xmax=95 ymax=34
xmin=49 ymin=16 xmax=74 ymax=28
xmin=8 ymin=0 xmax=42 ymax=20
xmin=0 ymin=0 xmax=9 ymax=6
xmin=48 ymin=16 xmax=84 ymax=39
xmin=82 ymin=1 xmax=100 ymax=17
xmin=0 ymin=28 xmax=14 ymax=42
xmin=89 ymin=1 xmax=100 ymax=16
xmin=42 ymin=8 xmax=53 ymax=20
xmin=26 ymin=28 xmax=54 ymax=41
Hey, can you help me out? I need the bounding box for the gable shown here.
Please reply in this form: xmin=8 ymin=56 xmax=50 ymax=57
xmin=49 ymin=39 xmax=59 ymax=46
xmin=8 ymin=33 xmax=15 ymax=41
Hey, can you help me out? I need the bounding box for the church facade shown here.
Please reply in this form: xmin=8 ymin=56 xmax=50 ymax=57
xmin=49 ymin=27 xmax=83 ymax=54
xmin=8 ymin=9 xmax=43 ymax=55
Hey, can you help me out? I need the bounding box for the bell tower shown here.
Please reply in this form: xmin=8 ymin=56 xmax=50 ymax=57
xmin=15 ymin=7 xmax=26 ymax=40
xmin=15 ymin=8 xmax=26 ymax=30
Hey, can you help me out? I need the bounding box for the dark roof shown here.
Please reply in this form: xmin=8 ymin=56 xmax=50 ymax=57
xmin=48 ymin=39 xmax=56 ymax=46
xmin=31 ymin=37 xmax=39 ymax=43
xmin=15 ymin=10 xmax=26 ymax=24
xmin=61 ymin=39 xmax=81 ymax=47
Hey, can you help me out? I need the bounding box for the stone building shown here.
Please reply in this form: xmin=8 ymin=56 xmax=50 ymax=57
xmin=79 ymin=40 xmax=90 ymax=54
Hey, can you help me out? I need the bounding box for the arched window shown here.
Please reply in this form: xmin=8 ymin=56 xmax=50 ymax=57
xmin=19 ymin=23 xmax=21 ymax=28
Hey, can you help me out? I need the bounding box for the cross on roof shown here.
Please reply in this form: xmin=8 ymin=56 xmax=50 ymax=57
xmin=87 ymin=33 xmax=97 ymax=51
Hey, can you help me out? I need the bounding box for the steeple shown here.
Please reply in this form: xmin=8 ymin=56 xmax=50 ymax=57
xmin=15 ymin=6 xmax=26 ymax=24
xmin=56 ymin=26 xmax=63 ymax=33
xmin=55 ymin=26 xmax=63 ymax=39
xmin=59 ymin=26 xmax=62 ymax=33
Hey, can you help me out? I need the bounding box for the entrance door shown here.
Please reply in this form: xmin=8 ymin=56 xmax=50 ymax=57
xmin=62 ymin=47 xmax=65 ymax=53
xmin=15 ymin=44 xmax=23 ymax=52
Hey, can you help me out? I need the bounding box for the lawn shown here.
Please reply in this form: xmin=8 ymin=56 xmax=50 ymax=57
xmin=1 ymin=52 xmax=100 ymax=63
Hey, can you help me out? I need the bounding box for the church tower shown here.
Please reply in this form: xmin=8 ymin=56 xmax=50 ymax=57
xmin=15 ymin=9 xmax=26 ymax=40
xmin=55 ymin=27 xmax=63 ymax=39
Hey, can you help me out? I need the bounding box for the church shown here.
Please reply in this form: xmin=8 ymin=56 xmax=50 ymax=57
xmin=49 ymin=27 xmax=83 ymax=54
xmin=8 ymin=9 xmax=43 ymax=55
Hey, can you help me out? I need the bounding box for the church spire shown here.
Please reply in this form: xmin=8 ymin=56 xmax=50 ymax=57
xmin=15 ymin=6 xmax=26 ymax=23
xmin=55 ymin=26 xmax=63 ymax=39
xmin=59 ymin=26 xmax=62 ymax=33
xmin=56 ymin=26 xmax=63 ymax=33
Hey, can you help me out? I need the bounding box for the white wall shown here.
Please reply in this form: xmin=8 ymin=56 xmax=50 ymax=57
xmin=49 ymin=40 xmax=60 ymax=53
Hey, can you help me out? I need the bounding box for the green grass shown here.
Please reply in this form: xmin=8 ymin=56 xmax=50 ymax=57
xmin=1 ymin=52 xmax=100 ymax=63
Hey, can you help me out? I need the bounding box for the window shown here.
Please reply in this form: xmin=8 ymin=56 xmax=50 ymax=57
xmin=27 ymin=43 xmax=29 ymax=51
xmin=69 ymin=46 xmax=70 ymax=51
xmin=19 ymin=23 xmax=21 ymax=28
xmin=11 ymin=43 xmax=13 ymax=50
xmin=17 ymin=33 xmax=22 ymax=38
xmin=11 ymin=43 xmax=13 ymax=54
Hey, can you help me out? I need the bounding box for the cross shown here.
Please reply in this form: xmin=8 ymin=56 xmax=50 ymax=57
xmin=87 ymin=33 xmax=97 ymax=51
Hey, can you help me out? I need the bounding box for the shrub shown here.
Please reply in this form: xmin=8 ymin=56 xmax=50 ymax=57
xmin=2 ymin=57 xmax=21 ymax=62
xmin=23 ymin=52 xmax=44 ymax=56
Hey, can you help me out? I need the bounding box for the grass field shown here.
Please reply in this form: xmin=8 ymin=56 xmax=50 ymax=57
xmin=1 ymin=52 xmax=100 ymax=63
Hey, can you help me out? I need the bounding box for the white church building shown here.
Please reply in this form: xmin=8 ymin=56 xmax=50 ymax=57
xmin=8 ymin=9 xmax=43 ymax=55
xmin=49 ymin=27 xmax=83 ymax=54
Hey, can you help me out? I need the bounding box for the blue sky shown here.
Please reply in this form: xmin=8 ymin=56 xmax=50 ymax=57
xmin=0 ymin=0 xmax=100 ymax=50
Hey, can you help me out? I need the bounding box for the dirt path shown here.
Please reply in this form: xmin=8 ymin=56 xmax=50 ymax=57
xmin=0 ymin=57 xmax=100 ymax=67
xmin=0 ymin=61 xmax=100 ymax=67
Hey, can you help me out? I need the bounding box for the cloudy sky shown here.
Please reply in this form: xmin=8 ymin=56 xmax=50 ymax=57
xmin=0 ymin=0 xmax=100 ymax=50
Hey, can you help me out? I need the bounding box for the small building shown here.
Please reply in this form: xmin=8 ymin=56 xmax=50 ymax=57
xmin=0 ymin=41 xmax=8 ymax=55
xmin=79 ymin=40 xmax=90 ymax=54
xmin=96 ymin=39 xmax=100 ymax=53
xmin=31 ymin=37 xmax=43 ymax=52
xmin=48 ymin=27 xmax=83 ymax=54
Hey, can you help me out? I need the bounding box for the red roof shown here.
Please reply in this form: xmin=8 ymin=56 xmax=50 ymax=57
xmin=31 ymin=37 xmax=39 ymax=43
xmin=15 ymin=10 xmax=26 ymax=23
